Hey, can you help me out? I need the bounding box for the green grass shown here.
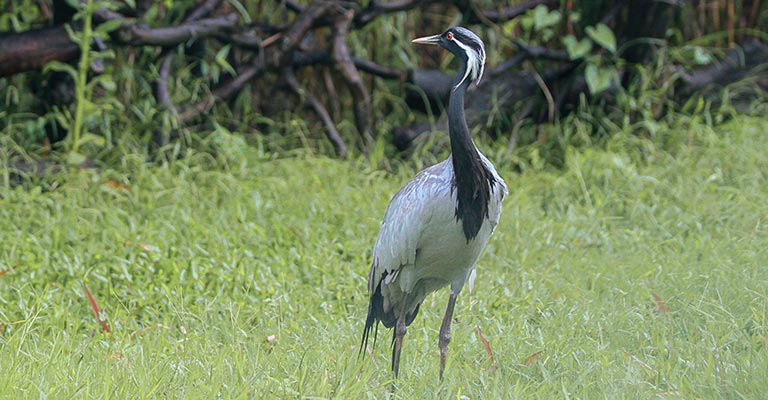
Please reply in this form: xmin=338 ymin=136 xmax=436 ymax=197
xmin=1 ymin=115 xmax=767 ymax=399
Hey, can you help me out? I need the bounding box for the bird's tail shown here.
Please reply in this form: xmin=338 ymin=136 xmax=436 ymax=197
xmin=359 ymin=290 xmax=382 ymax=358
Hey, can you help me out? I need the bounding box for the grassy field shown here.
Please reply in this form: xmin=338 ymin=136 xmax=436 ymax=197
xmin=1 ymin=115 xmax=767 ymax=399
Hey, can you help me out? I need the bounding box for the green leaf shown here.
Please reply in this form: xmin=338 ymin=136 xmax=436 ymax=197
xmin=54 ymin=108 xmax=72 ymax=130
xmin=502 ymin=19 xmax=517 ymax=38
xmin=88 ymin=49 xmax=116 ymax=62
xmin=533 ymin=5 xmax=561 ymax=31
xmin=519 ymin=14 xmax=533 ymax=32
xmin=88 ymin=75 xmax=117 ymax=92
xmin=86 ymin=1 xmax=108 ymax=12
xmin=584 ymin=64 xmax=618 ymax=94
xmin=541 ymin=28 xmax=555 ymax=42
xmin=63 ymin=22 xmax=82 ymax=42
xmin=95 ymin=18 xmax=124 ymax=35
xmin=692 ymin=47 xmax=712 ymax=65
xmin=80 ymin=98 xmax=99 ymax=115
xmin=67 ymin=151 xmax=87 ymax=166
xmin=215 ymin=45 xmax=236 ymax=76
xmin=585 ymin=23 xmax=616 ymax=53
xmin=43 ymin=61 xmax=79 ymax=81
xmin=562 ymin=35 xmax=592 ymax=60
xmin=80 ymin=133 xmax=106 ymax=147
xmin=98 ymin=77 xmax=117 ymax=92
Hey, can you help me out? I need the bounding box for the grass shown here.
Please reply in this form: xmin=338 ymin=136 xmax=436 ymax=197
xmin=0 ymin=115 xmax=767 ymax=399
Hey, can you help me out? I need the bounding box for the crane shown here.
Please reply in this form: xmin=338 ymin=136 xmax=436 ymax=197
xmin=361 ymin=27 xmax=508 ymax=380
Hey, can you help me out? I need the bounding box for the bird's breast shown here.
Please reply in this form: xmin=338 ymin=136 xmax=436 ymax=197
xmin=398 ymin=185 xmax=501 ymax=294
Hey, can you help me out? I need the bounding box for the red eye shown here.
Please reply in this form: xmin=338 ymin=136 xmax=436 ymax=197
xmin=446 ymin=32 xmax=453 ymax=40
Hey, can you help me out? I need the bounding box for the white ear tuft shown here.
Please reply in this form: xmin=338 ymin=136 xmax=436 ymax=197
xmin=451 ymin=28 xmax=486 ymax=89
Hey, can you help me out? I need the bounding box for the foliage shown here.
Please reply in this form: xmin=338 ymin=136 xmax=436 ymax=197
xmin=0 ymin=0 xmax=765 ymax=164
xmin=44 ymin=0 xmax=123 ymax=165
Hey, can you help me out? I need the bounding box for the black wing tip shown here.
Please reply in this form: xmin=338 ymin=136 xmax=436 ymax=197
xmin=359 ymin=304 xmax=379 ymax=358
xmin=360 ymin=272 xmax=423 ymax=372
xmin=360 ymin=279 xmax=386 ymax=358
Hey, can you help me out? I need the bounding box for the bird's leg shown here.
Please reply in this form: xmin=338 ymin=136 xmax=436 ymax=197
xmin=438 ymin=292 xmax=458 ymax=380
xmin=392 ymin=315 xmax=407 ymax=378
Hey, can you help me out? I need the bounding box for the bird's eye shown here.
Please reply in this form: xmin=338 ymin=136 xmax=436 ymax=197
xmin=446 ymin=32 xmax=453 ymax=40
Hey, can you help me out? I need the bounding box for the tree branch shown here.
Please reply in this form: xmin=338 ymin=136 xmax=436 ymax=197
xmin=156 ymin=52 xmax=175 ymax=111
xmin=332 ymin=9 xmax=373 ymax=150
xmin=177 ymin=60 xmax=265 ymax=124
xmin=114 ymin=14 xmax=238 ymax=46
xmin=0 ymin=26 xmax=79 ymax=77
xmin=285 ymin=69 xmax=348 ymax=158
xmin=279 ymin=1 xmax=334 ymax=54
xmin=354 ymin=0 xmax=434 ymax=27
xmin=512 ymin=40 xmax=572 ymax=62
xmin=353 ymin=57 xmax=404 ymax=79
xmin=466 ymin=0 xmax=559 ymax=23
xmin=186 ymin=0 xmax=223 ymax=21
xmin=154 ymin=0 xmax=224 ymax=144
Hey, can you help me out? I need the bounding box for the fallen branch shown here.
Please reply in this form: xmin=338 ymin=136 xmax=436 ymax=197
xmin=0 ymin=26 xmax=79 ymax=77
xmin=676 ymin=39 xmax=768 ymax=98
xmin=113 ymin=14 xmax=239 ymax=46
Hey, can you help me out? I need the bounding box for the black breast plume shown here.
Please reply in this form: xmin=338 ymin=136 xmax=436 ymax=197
xmin=452 ymin=149 xmax=496 ymax=241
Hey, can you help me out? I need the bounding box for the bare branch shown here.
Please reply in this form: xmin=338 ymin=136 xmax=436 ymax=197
xmin=332 ymin=9 xmax=373 ymax=150
xmin=280 ymin=1 xmax=334 ymax=53
xmin=466 ymin=0 xmax=558 ymax=24
xmin=154 ymin=52 xmax=176 ymax=146
xmin=0 ymin=26 xmax=79 ymax=77
xmin=323 ymin=67 xmax=342 ymax=120
xmin=186 ymin=0 xmax=223 ymax=22
xmin=227 ymin=31 xmax=264 ymax=49
xmin=177 ymin=61 xmax=265 ymax=124
xmin=272 ymin=50 xmax=405 ymax=80
xmin=154 ymin=0 xmax=225 ymax=143
xmin=354 ymin=0 xmax=433 ymax=27
xmin=677 ymin=39 xmax=768 ymax=98
xmin=285 ymin=69 xmax=349 ymax=158
xmin=93 ymin=7 xmax=125 ymax=22
xmin=156 ymin=52 xmax=175 ymax=111
xmin=283 ymin=0 xmax=304 ymax=14
xmin=512 ymin=40 xmax=571 ymax=62
xmin=115 ymin=14 xmax=238 ymax=46
xmin=353 ymin=57 xmax=404 ymax=79
xmin=487 ymin=53 xmax=527 ymax=77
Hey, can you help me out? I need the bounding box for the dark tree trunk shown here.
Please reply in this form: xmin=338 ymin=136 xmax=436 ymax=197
xmin=620 ymin=0 xmax=677 ymax=64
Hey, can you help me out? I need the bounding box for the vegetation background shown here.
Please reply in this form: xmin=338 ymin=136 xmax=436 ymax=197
xmin=0 ymin=0 xmax=767 ymax=398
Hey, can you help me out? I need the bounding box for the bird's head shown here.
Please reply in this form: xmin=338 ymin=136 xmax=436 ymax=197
xmin=412 ymin=27 xmax=486 ymax=88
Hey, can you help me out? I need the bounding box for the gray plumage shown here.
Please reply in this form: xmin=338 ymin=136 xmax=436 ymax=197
xmin=361 ymin=27 xmax=508 ymax=380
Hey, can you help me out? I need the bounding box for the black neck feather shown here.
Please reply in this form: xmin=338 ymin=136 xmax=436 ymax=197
xmin=448 ymin=64 xmax=496 ymax=241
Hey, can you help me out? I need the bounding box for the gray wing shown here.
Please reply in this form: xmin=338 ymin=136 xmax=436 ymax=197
xmin=368 ymin=161 xmax=452 ymax=294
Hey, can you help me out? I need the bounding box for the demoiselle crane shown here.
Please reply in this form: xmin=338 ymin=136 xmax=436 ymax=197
xmin=361 ymin=27 xmax=508 ymax=379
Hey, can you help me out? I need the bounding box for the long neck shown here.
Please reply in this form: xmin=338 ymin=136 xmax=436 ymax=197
xmin=448 ymin=61 xmax=496 ymax=242
xmin=448 ymin=69 xmax=476 ymax=163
